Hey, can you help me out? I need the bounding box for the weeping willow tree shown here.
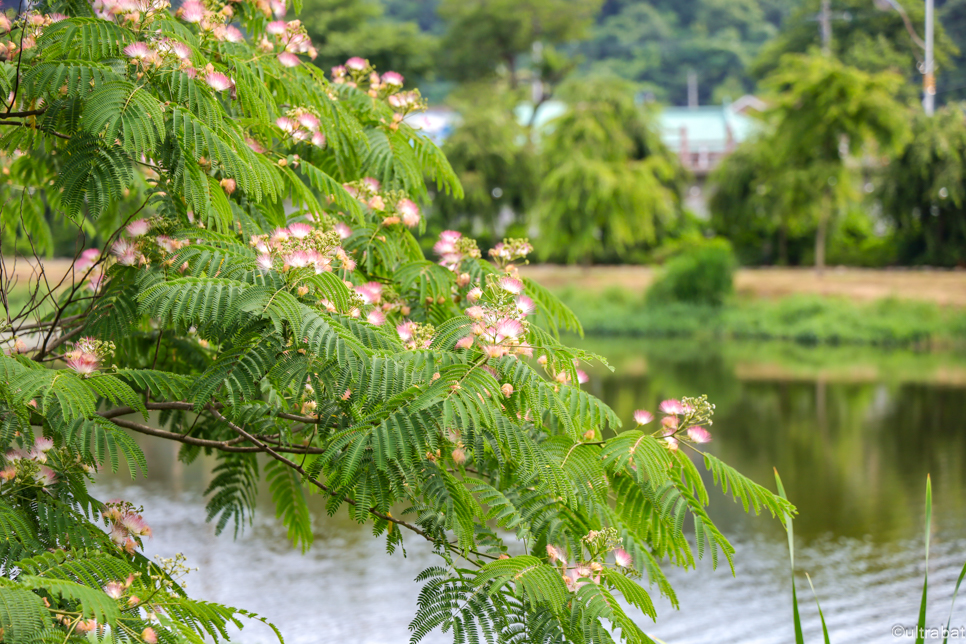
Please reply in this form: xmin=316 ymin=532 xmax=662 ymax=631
xmin=428 ymin=84 xmax=539 ymax=248
xmin=531 ymin=79 xmax=687 ymax=265
xmin=0 ymin=1 xmax=792 ymax=641
xmin=761 ymin=52 xmax=909 ymax=274
xmin=880 ymin=103 xmax=966 ymax=266
xmin=709 ymin=132 xmax=845 ymax=266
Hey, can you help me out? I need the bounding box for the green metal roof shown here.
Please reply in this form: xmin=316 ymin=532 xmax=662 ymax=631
xmin=513 ymin=100 xmax=759 ymax=153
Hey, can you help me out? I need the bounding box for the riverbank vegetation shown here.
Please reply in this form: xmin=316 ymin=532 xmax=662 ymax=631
xmin=545 ymin=241 xmax=966 ymax=347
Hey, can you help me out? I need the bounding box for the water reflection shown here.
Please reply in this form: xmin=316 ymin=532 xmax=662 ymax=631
xmin=96 ymin=339 xmax=966 ymax=643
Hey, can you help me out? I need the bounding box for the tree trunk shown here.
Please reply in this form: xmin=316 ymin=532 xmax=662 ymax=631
xmin=778 ymin=223 xmax=788 ymax=266
xmin=815 ymin=191 xmax=830 ymax=277
xmin=815 ymin=213 xmax=827 ymax=276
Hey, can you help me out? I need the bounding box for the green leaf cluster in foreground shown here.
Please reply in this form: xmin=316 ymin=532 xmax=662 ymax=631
xmin=0 ymin=2 xmax=791 ymax=641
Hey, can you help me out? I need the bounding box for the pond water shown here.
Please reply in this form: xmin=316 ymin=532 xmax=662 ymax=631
xmin=94 ymin=338 xmax=966 ymax=644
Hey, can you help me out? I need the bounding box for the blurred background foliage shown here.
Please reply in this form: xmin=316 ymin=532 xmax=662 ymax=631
xmin=10 ymin=0 xmax=966 ymax=267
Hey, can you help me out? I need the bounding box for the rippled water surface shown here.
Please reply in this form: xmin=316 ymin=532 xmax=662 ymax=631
xmin=94 ymin=339 xmax=966 ymax=643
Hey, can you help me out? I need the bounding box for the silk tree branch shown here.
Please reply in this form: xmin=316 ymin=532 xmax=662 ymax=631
xmin=205 ymin=404 xmax=498 ymax=564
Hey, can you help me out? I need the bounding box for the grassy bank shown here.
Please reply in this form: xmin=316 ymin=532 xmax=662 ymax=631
xmin=553 ymin=286 xmax=966 ymax=348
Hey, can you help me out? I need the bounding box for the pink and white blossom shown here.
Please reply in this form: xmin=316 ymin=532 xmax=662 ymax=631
xmin=34 ymin=465 xmax=57 ymax=487
xmin=297 ymin=113 xmax=319 ymax=131
xmin=659 ymin=399 xmax=686 ymax=415
xmin=633 ymin=409 xmax=654 ymax=425
xmin=103 ymin=582 xmax=125 ymax=599
xmin=614 ymin=548 xmax=633 ymax=568
xmin=354 ymin=282 xmax=382 ymax=305
xmin=498 ymin=276 xmax=524 ymax=295
xmin=224 ymin=26 xmax=244 ymax=43
xmin=515 ymin=295 xmax=536 ymax=316
xmin=123 ymin=42 xmax=154 ymax=60
xmin=256 ymin=254 xmax=274 ymax=272
xmin=283 ymin=250 xmax=312 ymax=270
xmin=120 ymin=513 xmax=152 ymax=538
xmin=345 ymin=56 xmax=367 ymax=71
xmin=205 ymin=71 xmax=232 ymax=92
xmin=686 ymin=426 xmax=712 ymax=443
xmin=76 ymin=248 xmax=100 ymax=272
xmin=125 ymin=218 xmax=150 ymax=237
xmin=111 ymin=239 xmax=138 ymax=266
xmin=287 ymin=222 xmax=312 ymax=238
xmin=381 ymin=71 xmax=404 ymax=87
xmin=396 ymin=321 xmax=415 ymax=342
xmin=277 ymin=52 xmax=300 ymax=67
xmin=366 ymin=309 xmax=385 ymax=326
xmin=397 ymin=198 xmax=420 ymax=228
xmin=495 ymin=319 xmax=524 ymax=341
xmin=178 ymin=0 xmax=204 ymax=22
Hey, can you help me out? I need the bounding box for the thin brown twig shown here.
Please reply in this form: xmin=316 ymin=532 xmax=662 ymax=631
xmin=205 ymin=405 xmax=497 ymax=563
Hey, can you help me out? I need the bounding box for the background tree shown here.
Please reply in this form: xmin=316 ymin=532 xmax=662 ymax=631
xmin=709 ymin=135 xmax=818 ymax=265
xmin=436 ymin=0 xmax=601 ymax=86
xmin=939 ymin=0 xmax=966 ymax=103
xmin=299 ymin=0 xmax=438 ymax=82
xmin=752 ymin=0 xmax=959 ymax=100
xmin=880 ymin=103 xmax=966 ymax=266
xmin=761 ymin=52 xmax=909 ymax=273
xmin=580 ymin=0 xmax=794 ymax=105
xmin=429 ymin=84 xmax=538 ymax=248
xmin=531 ymin=79 xmax=687 ymax=264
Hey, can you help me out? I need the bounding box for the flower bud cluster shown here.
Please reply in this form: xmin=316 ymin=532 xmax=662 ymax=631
xmin=546 ymin=528 xmax=636 ymax=593
xmin=433 ymin=230 xmax=481 ymax=273
xmin=102 ymin=499 xmax=152 ymax=554
xmin=330 ymin=57 xmax=426 ymax=123
xmin=276 ymin=108 xmax=326 ymax=147
xmin=92 ymin=0 xmax=169 ymax=24
xmin=539 ymin=356 xmax=589 ymax=387
xmin=633 ymin=394 xmax=714 ymax=451
xmin=261 ymin=18 xmax=317 ymax=66
xmin=65 ymin=336 xmax=115 ymax=377
xmin=395 ymin=320 xmax=435 ymax=350
xmin=456 ymin=273 xmax=534 ymax=360
xmin=2 ymin=437 xmax=57 ymax=488
xmin=153 ymin=552 xmax=197 ymax=590
xmin=250 ymin=224 xmax=351 ymax=274
xmin=0 ymin=11 xmax=68 ymax=61
xmin=488 ymin=238 xmax=533 ymax=269
xmin=343 ymin=178 xmax=422 ymax=228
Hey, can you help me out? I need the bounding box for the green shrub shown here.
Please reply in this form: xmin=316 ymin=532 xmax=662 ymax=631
xmin=647 ymin=238 xmax=737 ymax=306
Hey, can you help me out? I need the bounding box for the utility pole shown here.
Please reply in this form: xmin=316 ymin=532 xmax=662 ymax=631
xmin=809 ymin=1 xmax=849 ymax=55
xmin=820 ymin=0 xmax=832 ymax=54
xmin=924 ymin=0 xmax=935 ymax=115
xmin=687 ymin=71 xmax=698 ymax=108
xmin=873 ymin=0 xmax=932 ymax=115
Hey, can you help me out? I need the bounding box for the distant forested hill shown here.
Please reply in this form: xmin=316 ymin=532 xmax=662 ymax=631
xmin=372 ymin=0 xmax=962 ymax=106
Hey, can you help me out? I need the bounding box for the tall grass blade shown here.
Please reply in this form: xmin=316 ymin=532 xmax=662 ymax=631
xmin=916 ymin=474 xmax=932 ymax=644
xmin=806 ymin=573 xmax=832 ymax=644
xmin=943 ymin=560 xmax=966 ymax=644
xmin=775 ymin=468 xmax=805 ymax=644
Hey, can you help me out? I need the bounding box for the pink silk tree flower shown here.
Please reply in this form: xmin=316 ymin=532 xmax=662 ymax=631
xmin=633 ymin=409 xmax=654 ymax=425
xmin=277 ymin=52 xmax=300 ymax=68
xmin=205 ymin=71 xmax=232 ymax=92
xmin=686 ymin=426 xmax=712 ymax=443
